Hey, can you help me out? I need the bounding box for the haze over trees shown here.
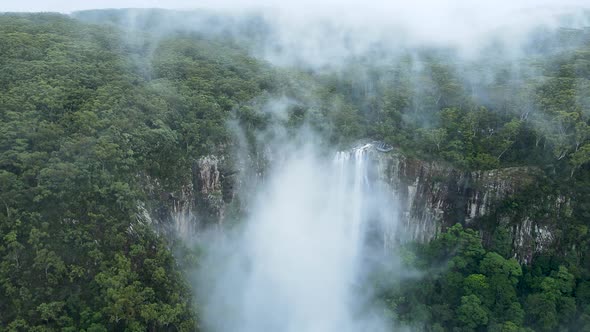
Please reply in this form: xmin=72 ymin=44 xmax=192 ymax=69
xmin=0 ymin=6 xmax=589 ymax=332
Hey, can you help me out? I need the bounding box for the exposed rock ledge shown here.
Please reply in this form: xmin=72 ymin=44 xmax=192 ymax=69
xmin=373 ymin=149 xmax=568 ymax=263
xmin=145 ymin=147 xmax=570 ymax=263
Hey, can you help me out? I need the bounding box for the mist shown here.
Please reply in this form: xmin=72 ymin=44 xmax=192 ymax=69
xmin=8 ymin=1 xmax=590 ymax=63
xmin=111 ymin=1 xmax=590 ymax=330
xmin=7 ymin=1 xmax=589 ymax=68
xmin=77 ymin=1 xmax=587 ymax=331
xmin=2 ymin=0 xmax=590 ymax=330
xmin=195 ymin=136 xmax=402 ymax=332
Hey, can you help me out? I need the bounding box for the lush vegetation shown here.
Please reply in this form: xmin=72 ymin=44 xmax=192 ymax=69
xmin=375 ymin=224 xmax=590 ymax=331
xmin=331 ymin=31 xmax=590 ymax=332
xmin=311 ymin=26 xmax=590 ymax=332
xmin=0 ymin=9 xmax=589 ymax=332
xmin=0 ymin=12 xmax=281 ymax=331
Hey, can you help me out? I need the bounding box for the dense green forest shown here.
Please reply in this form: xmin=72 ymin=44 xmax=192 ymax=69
xmin=0 ymin=12 xmax=278 ymax=331
xmin=0 ymin=10 xmax=589 ymax=331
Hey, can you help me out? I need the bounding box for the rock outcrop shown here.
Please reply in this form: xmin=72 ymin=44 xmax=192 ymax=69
xmin=193 ymin=155 xmax=226 ymax=225
xmin=144 ymin=144 xmax=570 ymax=263
xmin=373 ymin=148 xmax=569 ymax=263
xmin=139 ymin=154 xmax=238 ymax=241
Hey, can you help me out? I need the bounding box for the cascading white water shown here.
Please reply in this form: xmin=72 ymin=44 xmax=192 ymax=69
xmin=333 ymin=143 xmax=372 ymax=267
xmin=200 ymin=143 xmax=397 ymax=332
xmin=173 ymin=203 xmax=194 ymax=239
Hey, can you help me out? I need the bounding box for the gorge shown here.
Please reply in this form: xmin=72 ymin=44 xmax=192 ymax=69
xmin=162 ymin=142 xmax=562 ymax=264
xmin=1 ymin=4 xmax=590 ymax=331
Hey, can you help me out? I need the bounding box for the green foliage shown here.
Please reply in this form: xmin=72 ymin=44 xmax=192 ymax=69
xmin=376 ymin=225 xmax=590 ymax=331
xmin=457 ymin=294 xmax=489 ymax=329
xmin=0 ymin=13 xmax=277 ymax=330
xmin=2 ymin=9 xmax=590 ymax=332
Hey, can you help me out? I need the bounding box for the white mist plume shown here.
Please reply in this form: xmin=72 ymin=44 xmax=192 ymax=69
xmin=197 ymin=140 xmax=400 ymax=332
xmin=7 ymin=1 xmax=590 ymax=68
xmin=5 ymin=1 xmax=587 ymax=330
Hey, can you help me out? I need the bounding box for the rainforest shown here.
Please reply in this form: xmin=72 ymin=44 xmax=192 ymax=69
xmin=1 ymin=3 xmax=590 ymax=332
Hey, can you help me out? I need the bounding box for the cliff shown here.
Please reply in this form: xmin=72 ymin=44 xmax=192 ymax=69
xmin=373 ymin=149 xmax=570 ymax=263
xmin=145 ymin=145 xmax=570 ymax=263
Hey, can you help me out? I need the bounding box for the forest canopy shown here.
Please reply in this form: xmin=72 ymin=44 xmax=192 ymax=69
xmin=0 ymin=10 xmax=589 ymax=331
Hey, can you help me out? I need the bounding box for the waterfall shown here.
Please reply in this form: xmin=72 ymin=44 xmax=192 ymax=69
xmin=333 ymin=143 xmax=373 ymax=263
xmin=200 ymin=143 xmax=397 ymax=332
xmin=335 ymin=143 xmax=399 ymax=256
xmin=172 ymin=202 xmax=195 ymax=239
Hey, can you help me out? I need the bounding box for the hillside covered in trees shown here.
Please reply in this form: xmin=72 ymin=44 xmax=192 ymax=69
xmin=0 ymin=9 xmax=590 ymax=332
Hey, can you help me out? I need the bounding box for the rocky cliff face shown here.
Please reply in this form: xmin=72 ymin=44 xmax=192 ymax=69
xmin=139 ymin=154 xmax=238 ymax=241
xmin=373 ymin=148 xmax=570 ymax=263
xmin=193 ymin=155 xmax=228 ymax=225
xmin=147 ymin=144 xmax=570 ymax=263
